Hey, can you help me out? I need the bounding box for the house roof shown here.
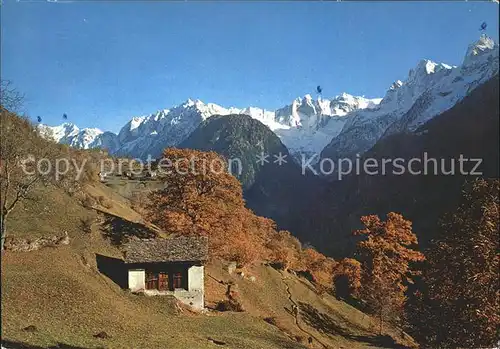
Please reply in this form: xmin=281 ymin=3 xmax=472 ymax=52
xmin=123 ymin=236 xmax=209 ymax=264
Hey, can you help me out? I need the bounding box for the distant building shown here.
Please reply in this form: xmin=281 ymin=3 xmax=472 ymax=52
xmin=144 ymin=170 xmax=157 ymax=179
xmin=123 ymin=236 xmax=208 ymax=310
xmin=98 ymin=172 xmax=107 ymax=182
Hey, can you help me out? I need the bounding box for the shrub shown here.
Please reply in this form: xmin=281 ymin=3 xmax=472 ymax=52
xmin=333 ymin=258 xmax=362 ymax=299
xmin=266 ymin=230 xmax=303 ymax=271
xmin=96 ymin=195 xmax=113 ymax=209
xmin=300 ymin=248 xmax=336 ymax=292
xmin=81 ymin=194 xmax=96 ymax=208
xmin=263 ymin=317 xmax=278 ymax=326
xmin=215 ymin=299 xmax=244 ymax=312
xmin=294 ymin=336 xmax=304 ymax=343
xmin=80 ymin=216 xmax=94 ymax=234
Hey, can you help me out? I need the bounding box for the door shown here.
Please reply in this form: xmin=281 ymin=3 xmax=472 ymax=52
xmin=158 ymin=272 xmax=169 ymax=291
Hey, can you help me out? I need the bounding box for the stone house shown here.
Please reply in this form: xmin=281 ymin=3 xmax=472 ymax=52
xmin=123 ymin=236 xmax=208 ymax=310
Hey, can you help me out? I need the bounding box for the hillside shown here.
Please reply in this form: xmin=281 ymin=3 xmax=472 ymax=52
xmin=179 ymin=114 xmax=290 ymax=190
xmin=178 ymin=114 xmax=325 ymax=246
xmin=1 ymin=177 xmax=413 ymax=349
xmin=319 ymin=34 xmax=498 ymax=163
xmin=313 ymin=75 xmax=499 ymax=257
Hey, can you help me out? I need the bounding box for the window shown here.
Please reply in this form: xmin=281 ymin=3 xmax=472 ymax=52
xmin=145 ymin=271 xmax=158 ymax=290
xmin=145 ymin=269 xmax=185 ymax=291
xmin=146 ymin=271 xmax=169 ymax=291
xmin=173 ymin=272 xmax=182 ymax=289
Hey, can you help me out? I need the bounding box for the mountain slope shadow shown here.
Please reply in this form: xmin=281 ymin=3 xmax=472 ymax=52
xmin=100 ymin=212 xmax=157 ymax=245
xmin=95 ymin=254 xmax=127 ymax=289
xmin=297 ymin=302 xmax=410 ymax=349
xmin=179 ymin=113 xmax=325 ymax=246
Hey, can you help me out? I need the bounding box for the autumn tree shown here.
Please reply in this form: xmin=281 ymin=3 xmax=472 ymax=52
xmin=266 ymin=229 xmax=303 ymax=271
xmin=409 ymin=179 xmax=499 ymax=348
xmin=213 ymin=207 xmax=274 ymax=265
xmin=354 ymin=213 xmax=425 ymax=334
xmin=300 ymin=247 xmax=337 ymax=291
xmin=332 ymin=258 xmax=362 ymax=299
xmin=146 ymin=148 xmax=244 ymax=234
xmin=145 ymin=148 xmax=271 ymax=265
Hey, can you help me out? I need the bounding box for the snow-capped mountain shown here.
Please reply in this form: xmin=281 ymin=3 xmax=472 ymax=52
xmin=272 ymin=93 xmax=381 ymax=161
xmin=38 ymin=123 xmax=80 ymax=143
xmin=112 ymin=99 xmax=243 ymax=158
xmin=37 ymin=123 xmax=116 ymax=150
xmin=320 ymin=34 xmax=499 ymax=162
xmin=109 ymin=95 xmax=381 ymax=159
xmin=39 ymin=35 xmax=498 ymax=167
xmin=40 ymin=94 xmax=378 ymax=160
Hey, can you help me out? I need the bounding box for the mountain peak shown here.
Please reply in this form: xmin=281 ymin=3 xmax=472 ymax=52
xmin=408 ymin=59 xmax=452 ymax=80
xmin=182 ymin=98 xmax=196 ymax=107
xmin=129 ymin=116 xmax=147 ymax=131
xmin=416 ymin=59 xmax=439 ymax=74
xmin=332 ymin=92 xmax=354 ymax=101
xmin=466 ymin=34 xmax=496 ymax=58
xmin=463 ymin=34 xmax=498 ymax=67
xmin=182 ymin=98 xmax=204 ymax=108
xmin=60 ymin=122 xmax=78 ymax=129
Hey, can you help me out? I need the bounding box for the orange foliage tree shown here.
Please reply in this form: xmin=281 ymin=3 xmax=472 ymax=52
xmin=145 ymin=148 xmax=269 ymax=265
xmin=332 ymin=258 xmax=362 ymax=299
xmin=146 ymin=148 xmax=244 ymax=235
xmin=410 ymin=179 xmax=500 ymax=348
xmin=354 ymin=212 xmax=425 ymax=334
xmin=145 ymin=147 xmax=342 ymax=276
xmin=266 ymin=230 xmax=303 ymax=271
xmin=300 ymin=247 xmax=337 ymax=292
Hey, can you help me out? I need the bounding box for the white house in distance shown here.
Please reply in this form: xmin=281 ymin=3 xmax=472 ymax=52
xmin=123 ymin=236 xmax=208 ymax=310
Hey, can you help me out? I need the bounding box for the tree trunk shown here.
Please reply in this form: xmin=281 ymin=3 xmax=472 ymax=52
xmin=1 ymin=214 xmax=6 ymax=251
xmin=379 ymin=308 xmax=383 ymax=335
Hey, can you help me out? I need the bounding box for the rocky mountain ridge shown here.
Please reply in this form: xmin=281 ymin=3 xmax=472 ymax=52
xmin=39 ymin=35 xmax=498 ymax=167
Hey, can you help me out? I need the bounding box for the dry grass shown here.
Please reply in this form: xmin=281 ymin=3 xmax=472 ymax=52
xmin=6 ymin=184 xmax=98 ymax=240
xmin=2 ymin=247 xmax=305 ymax=349
xmin=205 ymin=262 xmax=415 ymax=349
xmin=2 ymin=180 xmax=413 ymax=349
xmin=1 ymin=182 xmax=306 ymax=349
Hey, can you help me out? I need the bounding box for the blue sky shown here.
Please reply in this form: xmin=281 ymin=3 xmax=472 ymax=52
xmin=1 ymin=1 xmax=498 ymax=132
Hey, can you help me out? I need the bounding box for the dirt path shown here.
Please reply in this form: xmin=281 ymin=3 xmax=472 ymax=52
xmin=280 ymin=272 xmax=330 ymax=349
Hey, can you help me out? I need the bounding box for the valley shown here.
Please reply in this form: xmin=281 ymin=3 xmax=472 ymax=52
xmin=2 ymin=5 xmax=499 ymax=348
xmin=37 ymin=35 xmax=499 ymax=257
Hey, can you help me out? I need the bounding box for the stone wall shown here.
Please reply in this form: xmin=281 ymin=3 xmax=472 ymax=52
xmin=4 ymin=232 xmax=70 ymax=252
xmin=127 ymin=265 xmax=205 ymax=310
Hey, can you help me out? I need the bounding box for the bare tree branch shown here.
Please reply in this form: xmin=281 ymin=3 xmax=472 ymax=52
xmin=0 ymin=80 xmax=24 ymax=112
